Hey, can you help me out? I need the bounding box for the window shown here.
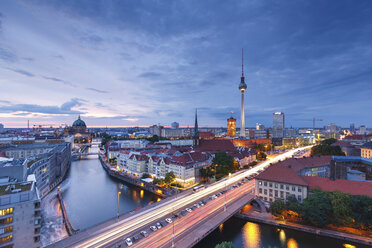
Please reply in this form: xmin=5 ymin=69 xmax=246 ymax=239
xmin=280 ymin=191 xmax=284 ymax=198
xmin=269 ymin=183 xmax=273 ymax=188
xmin=0 ymin=234 xmax=12 ymax=244
xmin=274 ymin=190 xmax=278 ymax=197
xmin=0 ymin=208 xmax=13 ymax=217
xmin=258 ymin=181 xmax=262 ymax=186
xmin=264 ymin=181 xmax=267 ymax=187
xmin=264 ymin=189 xmax=267 ymax=195
xmin=298 ymin=187 xmax=302 ymax=192
xmin=0 ymin=217 xmax=12 ymax=225
xmin=264 ymin=197 xmax=267 ymax=201
xmin=269 ymin=189 xmax=273 ymax=197
xmin=280 ymin=184 xmax=284 ymax=189
xmin=298 ymin=195 xmax=302 ymax=201
xmin=259 ymin=188 xmax=262 ymax=194
xmin=286 ymin=185 xmax=289 ymax=191
xmin=275 ymin=183 xmax=278 ymax=188
xmin=292 ymin=186 xmax=296 ymax=191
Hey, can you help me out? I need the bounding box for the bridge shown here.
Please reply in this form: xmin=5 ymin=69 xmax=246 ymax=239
xmin=49 ymin=146 xmax=311 ymax=248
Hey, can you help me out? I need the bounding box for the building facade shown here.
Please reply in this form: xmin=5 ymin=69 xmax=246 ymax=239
xmin=226 ymin=116 xmax=236 ymax=137
xmin=0 ymin=181 xmax=41 ymax=248
xmin=272 ymin=112 xmax=285 ymax=138
xmin=361 ymin=142 xmax=372 ymax=159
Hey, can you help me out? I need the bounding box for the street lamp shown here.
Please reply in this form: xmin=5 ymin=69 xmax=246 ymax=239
xmin=224 ymin=173 xmax=231 ymax=212
xmin=117 ymin=184 xmax=123 ymax=220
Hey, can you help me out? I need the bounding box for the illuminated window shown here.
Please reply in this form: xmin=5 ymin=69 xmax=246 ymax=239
xmin=0 ymin=208 xmax=13 ymax=217
xmin=0 ymin=234 xmax=12 ymax=244
xmin=258 ymin=181 xmax=262 ymax=186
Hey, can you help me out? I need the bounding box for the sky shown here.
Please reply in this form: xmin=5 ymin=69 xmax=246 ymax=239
xmin=0 ymin=0 xmax=371 ymax=128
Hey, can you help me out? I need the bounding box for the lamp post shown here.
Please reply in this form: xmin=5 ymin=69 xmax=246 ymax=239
xmin=117 ymin=184 xmax=123 ymax=220
xmin=172 ymin=207 xmax=175 ymax=248
xmin=224 ymin=173 xmax=231 ymax=212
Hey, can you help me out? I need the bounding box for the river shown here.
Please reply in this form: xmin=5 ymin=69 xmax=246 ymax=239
xmin=41 ymin=141 xmax=369 ymax=248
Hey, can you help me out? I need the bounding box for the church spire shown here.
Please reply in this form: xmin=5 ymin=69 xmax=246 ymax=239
xmin=193 ymin=109 xmax=199 ymax=137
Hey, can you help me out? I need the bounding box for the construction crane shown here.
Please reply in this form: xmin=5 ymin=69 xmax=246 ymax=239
xmin=295 ymin=118 xmax=323 ymax=135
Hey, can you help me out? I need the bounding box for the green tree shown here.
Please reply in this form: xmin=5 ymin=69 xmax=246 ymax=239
xmin=321 ymin=138 xmax=338 ymax=145
xmin=311 ymin=144 xmax=345 ymax=156
xmin=213 ymin=152 xmax=237 ymax=176
xmin=164 ymin=171 xmax=176 ymax=186
xmin=256 ymin=151 xmax=267 ymax=161
xmin=153 ymin=178 xmax=164 ymax=186
xmin=270 ymin=199 xmax=286 ymax=216
xmin=302 ymin=189 xmax=332 ymax=227
xmin=330 ymin=191 xmax=352 ymax=226
xmin=141 ymin=173 xmax=150 ymax=179
xmin=215 ymin=241 xmax=234 ymax=248
xmin=285 ymin=194 xmax=302 ymax=213
xmin=146 ymin=135 xmax=160 ymax=143
xmin=350 ymin=195 xmax=372 ymax=228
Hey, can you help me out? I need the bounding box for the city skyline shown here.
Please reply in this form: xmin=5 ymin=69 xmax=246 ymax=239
xmin=1 ymin=1 xmax=372 ymax=128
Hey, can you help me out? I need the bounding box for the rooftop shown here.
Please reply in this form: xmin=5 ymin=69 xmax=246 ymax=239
xmin=305 ymin=176 xmax=372 ymax=198
xmin=0 ymin=182 xmax=32 ymax=196
xmin=361 ymin=141 xmax=372 ymax=149
xmin=274 ymin=156 xmax=332 ymax=173
xmin=256 ymin=165 xmax=309 ymax=186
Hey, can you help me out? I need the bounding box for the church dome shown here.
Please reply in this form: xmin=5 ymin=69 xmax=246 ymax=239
xmin=72 ymin=115 xmax=86 ymax=127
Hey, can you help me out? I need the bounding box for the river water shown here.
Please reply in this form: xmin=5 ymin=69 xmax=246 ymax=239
xmin=41 ymin=141 xmax=369 ymax=248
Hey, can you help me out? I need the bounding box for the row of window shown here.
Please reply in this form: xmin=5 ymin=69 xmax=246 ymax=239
xmin=258 ymin=181 xmax=302 ymax=192
xmin=0 ymin=217 xmax=13 ymax=225
xmin=0 ymin=208 xmax=13 ymax=217
xmin=0 ymin=234 xmax=12 ymax=244
xmin=0 ymin=226 xmax=13 ymax=235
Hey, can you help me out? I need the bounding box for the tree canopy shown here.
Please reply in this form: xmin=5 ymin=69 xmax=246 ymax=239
xmin=215 ymin=241 xmax=234 ymax=248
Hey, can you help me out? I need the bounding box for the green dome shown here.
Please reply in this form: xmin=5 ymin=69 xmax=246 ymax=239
xmin=72 ymin=115 xmax=86 ymax=127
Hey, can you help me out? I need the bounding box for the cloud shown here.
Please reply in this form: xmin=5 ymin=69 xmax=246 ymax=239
xmin=0 ymin=98 xmax=85 ymax=115
xmin=42 ymin=76 xmax=76 ymax=87
xmin=6 ymin=67 xmax=34 ymax=77
xmin=139 ymin=72 xmax=163 ymax=79
xmin=0 ymin=47 xmax=17 ymax=62
xmin=86 ymin=87 xmax=109 ymax=93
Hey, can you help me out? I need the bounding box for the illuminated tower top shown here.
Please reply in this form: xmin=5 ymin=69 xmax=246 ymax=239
xmin=227 ymin=116 xmax=236 ymax=137
xmin=238 ymin=49 xmax=247 ymax=92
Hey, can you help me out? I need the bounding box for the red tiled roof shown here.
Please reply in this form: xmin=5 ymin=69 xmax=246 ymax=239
xmin=274 ymin=156 xmax=332 ymax=173
xmin=304 ymin=176 xmax=372 ymax=198
xmin=344 ymin=134 xmax=372 ymax=140
xmin=256 ymin=165 xmax=309 ymax=186
xmin=197 ymin=139 xmax=236 ymax=152
xmin=199 ymin=131 xmax=215 ymax=139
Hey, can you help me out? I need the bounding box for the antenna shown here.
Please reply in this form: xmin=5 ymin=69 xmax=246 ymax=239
xmin=242 ymin=48 xmax=244 ymax=77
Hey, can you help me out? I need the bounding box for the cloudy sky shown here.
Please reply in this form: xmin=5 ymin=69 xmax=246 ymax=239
xmin=0 ymin=0 xmax=371 ymax=128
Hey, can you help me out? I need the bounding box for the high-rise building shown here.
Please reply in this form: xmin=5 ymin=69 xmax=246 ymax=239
xmin=149 ymin=125 xmax=163 ymax=137
xmin=171 ymin=122 xmax=179 ymax=129
xmin=350 ymin=123 xmax=355 ymax=134
xmin=256 ymin=123 xmax=265 ymax=130
xmin=226 ymin=116 xmax=236 ymax=137
xmin=238 ymin=49 xmax=247 ymax=137
xmin=359 ymin=125 xmax=367 ymax=135
xmin=272 ymin=112 xmax=285 ymax=138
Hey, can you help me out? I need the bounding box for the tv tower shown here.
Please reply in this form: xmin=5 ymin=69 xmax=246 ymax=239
xmin=238 ymin=49 xmax=247 ymax=137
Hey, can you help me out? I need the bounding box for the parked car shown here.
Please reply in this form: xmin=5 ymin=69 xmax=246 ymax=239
xmin=165 ymin=218 xmax=173 ymax=224
xmin=156 ymin=222 xmax=162 ymax=229
xmin=150 ymin=226 xmax=157 ymax=232
xmin=180 ymin=210 xmax=187 ymax=216
xmin=132 ymin=236 xmax=139 ymax=243
xmin=125 ymin=238 xmax=133 ymax=246
xmin=160 ymin=221 xmax=167 ymax=227
xmin=186 ymin=208 xmax=192 ymax=213
xmin=140 ymin=231 xmax=148 ymax=237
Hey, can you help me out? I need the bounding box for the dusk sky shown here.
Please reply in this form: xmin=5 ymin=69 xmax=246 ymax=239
xmin=0 ymin=0 xmax=371 ymax=128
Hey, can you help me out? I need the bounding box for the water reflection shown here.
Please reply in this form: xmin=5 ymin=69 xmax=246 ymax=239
xmin=242 ymin=221 xmax=260 ymax=247
xmin=219 ymin=224 xmax=223 ymax=232
xmin=279 ymin=229 xmax=286 ymax=246
xmin=287 ymin=238 xmax=299 ymax=248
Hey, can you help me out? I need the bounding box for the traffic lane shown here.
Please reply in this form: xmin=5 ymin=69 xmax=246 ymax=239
xmin=133 ymin=182 xmax=254 ymax=248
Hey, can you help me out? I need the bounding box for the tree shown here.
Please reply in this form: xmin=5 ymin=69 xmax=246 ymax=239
xmin=256 ymin=151 xmax=267 ymax=161
xmin=270 ymin=199 xmax=286 ymax=216
xmin=146 ymin=135 xmax=159 ymax=143
xmin=311 ymin=144 xmax=345 ymax=156
xmin=215 ymin=241 xmax=234 ymax=248
xmin=213 ymin=152 xmax=237 ymax=176
xmin=302 ymin=189 xmax=332 ymax=227
xmin=321 ymin=138 xmax=338 ymax=146
xmin=330 ymin=191 xmax=352 ymax=226
xmin=141 ymin=173 xmax=150 ymax=179
xmin=285 ymin=194 xmax=302 ymax=213
xmin=164 ymin=171 xmax=176 ymax=186
xmin=350 ymin=195 xmax=372 ymax=228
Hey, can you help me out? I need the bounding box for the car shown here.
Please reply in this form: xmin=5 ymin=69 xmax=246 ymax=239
xmin=160 ymin=221 xmax=167 ymax=227
xmin=132 ymin=236 xmax=139 ymax=243
xmin=125 ymin=238 xmax=133 ymax=246
xmin=150 ymin=226 xmax=157 ymax=232
xmin=180 ymin=210 xmax=187 ymax=216
xmin=194 ymin=203 xmax=200 ymax=208
xmin=165 ymin=218 xmax=173 ymax=224
xmin=191 ymin=206 xmax=196 ymax=210
xmin=238 ymin=182 xmax=243 ymax=186
xmin=174 ymin=213 xmax=180 ymax=218
xmin=140 ymin=231 xmax=148 ymax=237
xmin=199 ymin=201 xmax=205 ymax=206
xmin=186 ymin=208 xmax=192 ymax=213
xmin=156 ymin=222 xmax=162 ymax=229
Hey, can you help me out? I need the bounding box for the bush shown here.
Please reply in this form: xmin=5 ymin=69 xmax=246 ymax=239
xmin=141 ymin=173 xmax=150 ymax=179
xmin=215 ymin=241 xmax=234 ymax=248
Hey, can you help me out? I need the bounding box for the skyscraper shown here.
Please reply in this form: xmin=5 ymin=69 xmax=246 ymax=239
xmin=238 ymin=49 xmax=247 ymax=137
xmin=272 ymin=112 xmax=285 ymax=138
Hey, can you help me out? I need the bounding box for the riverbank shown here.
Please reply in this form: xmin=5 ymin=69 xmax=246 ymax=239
xmin=236 ymin=208 xmax=372 ymax=246
xmin=99 ymin=154 xmax=171 ymax=197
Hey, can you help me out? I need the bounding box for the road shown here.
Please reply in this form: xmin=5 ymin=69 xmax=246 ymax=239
xmin=51 ymin=146 xmax=311 ymax=248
